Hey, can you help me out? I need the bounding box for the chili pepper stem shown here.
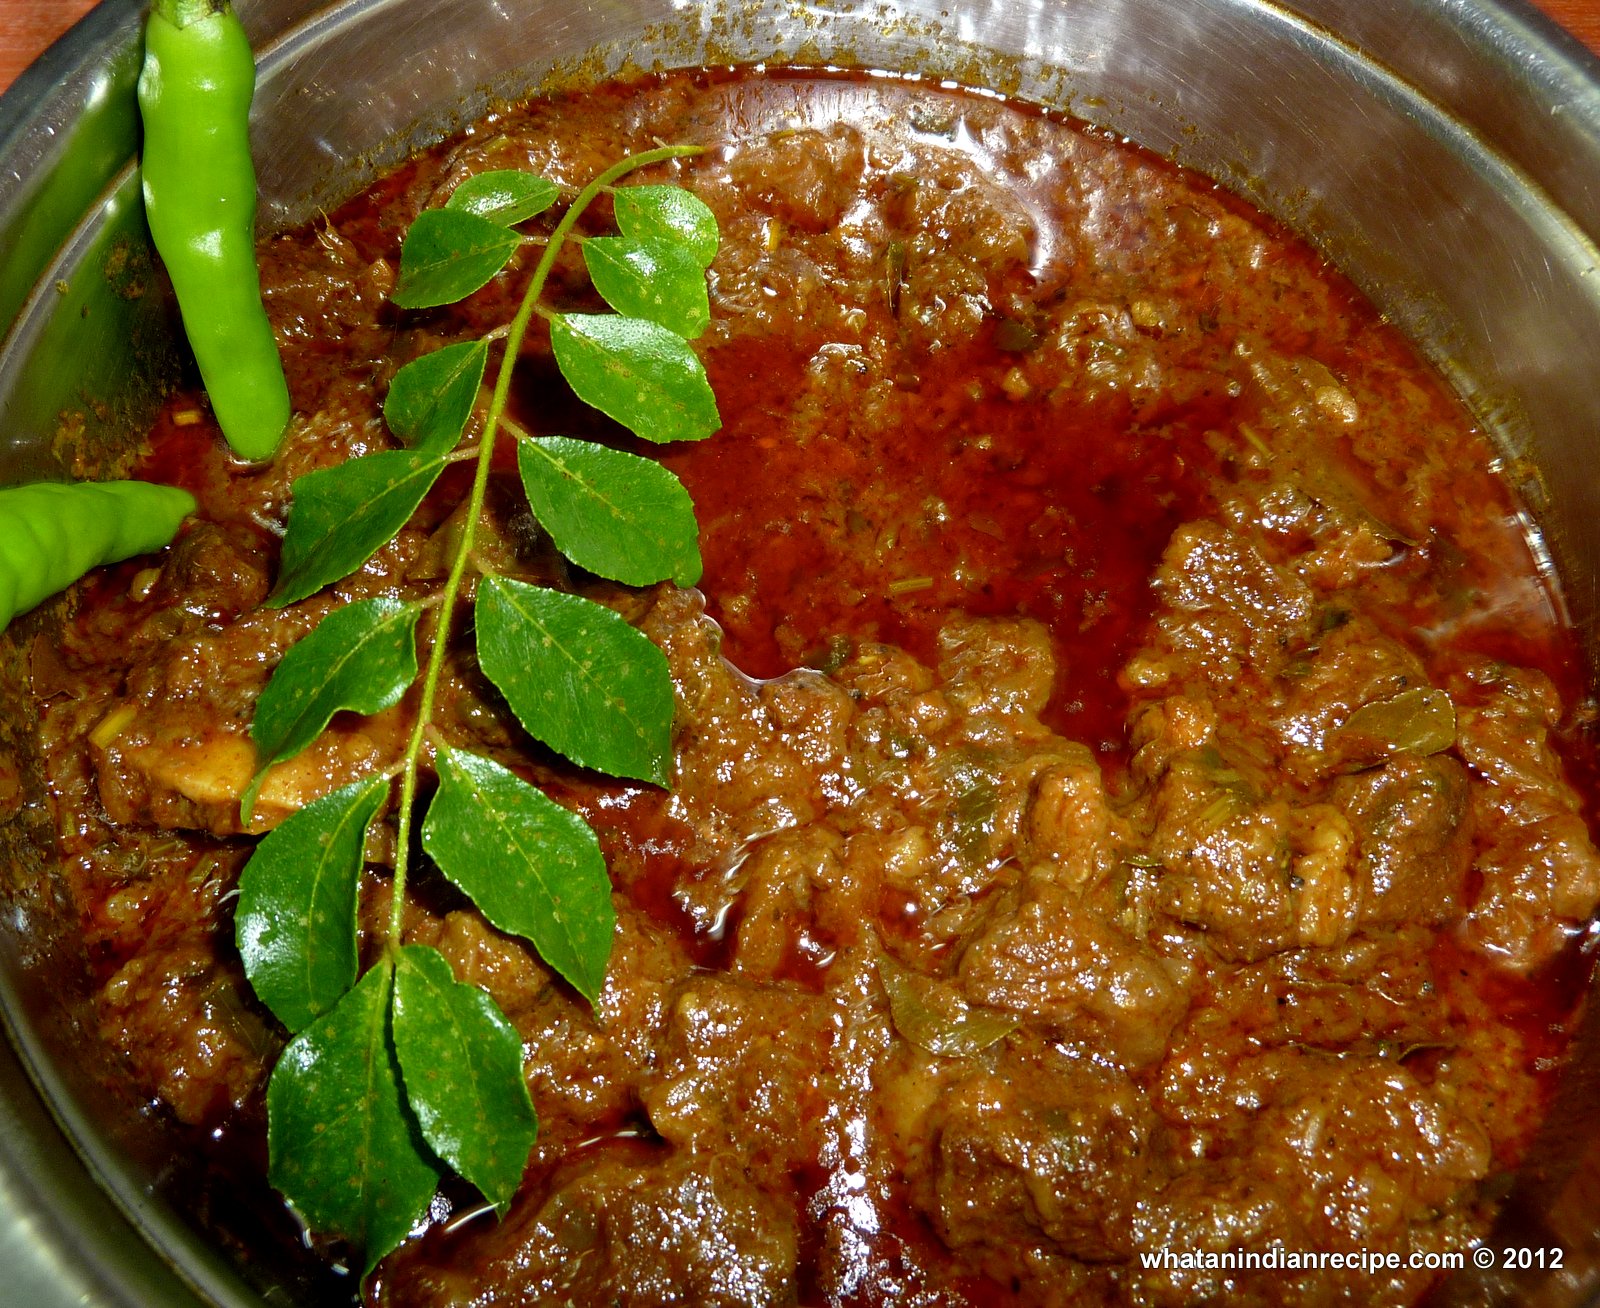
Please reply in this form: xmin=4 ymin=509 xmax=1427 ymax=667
xmin=152 ymin=0 xmax=233 ymax=30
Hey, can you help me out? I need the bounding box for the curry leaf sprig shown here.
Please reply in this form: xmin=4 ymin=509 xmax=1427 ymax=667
xmin=232 ymin=147 xmax=719 ymax=1275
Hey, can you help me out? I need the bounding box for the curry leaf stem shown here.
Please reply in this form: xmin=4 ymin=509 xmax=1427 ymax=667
xmin=383 ymin=144 xmax=702 ymax=952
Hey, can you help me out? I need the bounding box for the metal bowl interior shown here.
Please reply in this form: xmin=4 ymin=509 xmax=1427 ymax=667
xmin=1 ymin=1 xmax=1599 ymax=1304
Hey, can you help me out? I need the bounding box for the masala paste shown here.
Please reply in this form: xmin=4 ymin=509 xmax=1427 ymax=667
xmin=18 ymin=68 xmax=1600 ymax=1307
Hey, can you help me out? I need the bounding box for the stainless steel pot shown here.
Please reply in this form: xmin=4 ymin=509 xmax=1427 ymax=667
xmin=2 ymin=1 xmax=1598 ymax=1304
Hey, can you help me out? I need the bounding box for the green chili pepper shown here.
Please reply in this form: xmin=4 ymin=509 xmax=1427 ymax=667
xmin=138 ymin=0 xmax=289 ymax=462
xmin=0 ymin=481 xmax=196 ymax=634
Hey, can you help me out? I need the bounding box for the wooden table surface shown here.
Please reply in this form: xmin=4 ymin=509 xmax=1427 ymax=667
xmin=1 ymin=0 xmax=1598 ymax=91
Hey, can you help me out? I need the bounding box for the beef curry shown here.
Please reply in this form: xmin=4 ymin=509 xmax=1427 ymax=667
xmin=6 ymin=67 xmax=1599 ymax=1307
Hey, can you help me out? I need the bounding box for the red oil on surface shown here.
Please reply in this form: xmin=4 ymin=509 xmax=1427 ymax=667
xmin=663 ymin=322 xmax=1226 ymax=761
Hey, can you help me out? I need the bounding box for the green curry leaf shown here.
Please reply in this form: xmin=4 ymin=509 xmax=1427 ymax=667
xmin=392 ymin=943 xmax=538 ymax=1213
xmin=392 ymin=208 xmax=526 ymax=309
xmin=582 ymin=236 xmax=711 ymax=338
xmin=423 ymin=745 xmax=614 ymax=1006
xmin=613 ymin=184 xmax=719 ymax=268
xmin=445 ymin=169 xmax=560 ymax=226
xmin=271 ymin=449 xmax=447 ymax=607
xmin=474 ymin=576 xmax=674 ymax=786
xmin=244 ymin=598 xmax=421 ymax=822
xmin=550 ymin=312 xmax=720 ymax=445
xmin=266 ymin=961 xmax=440 ymax=1277
xmin=236 ymin=776 xmax=386 ymax=1033
xmin=517 ymin=436 xmax=701 ymax=586
xmin=385 ymin=340 xmax=488 ymax=454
